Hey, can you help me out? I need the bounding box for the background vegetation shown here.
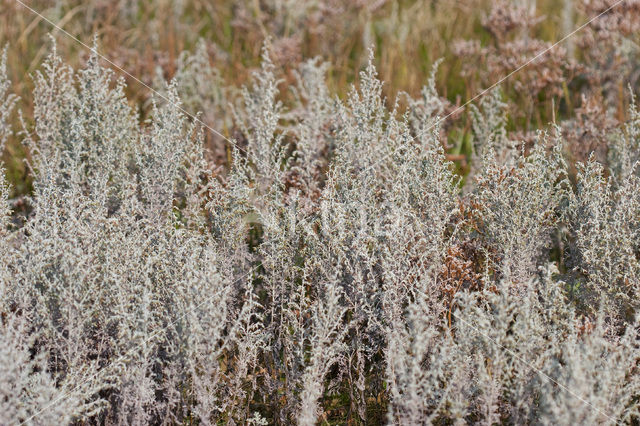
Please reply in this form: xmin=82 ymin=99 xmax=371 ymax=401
xmin=2 ymin=0 xmax=638 ymax=194
xmin=1 ymin=0 xmax=640 ymax=424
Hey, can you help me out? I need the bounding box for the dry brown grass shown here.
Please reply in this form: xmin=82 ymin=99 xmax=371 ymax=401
xmin=1 ymin=0 xmax=638 ymax=195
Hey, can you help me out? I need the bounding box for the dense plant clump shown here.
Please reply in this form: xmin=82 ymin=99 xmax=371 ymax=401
xmin=2 ymin=1 xmax=640 ymax=425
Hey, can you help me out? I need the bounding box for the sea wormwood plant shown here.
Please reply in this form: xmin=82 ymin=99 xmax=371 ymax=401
xmin=1 ymin=36 xmax=640 ymax=425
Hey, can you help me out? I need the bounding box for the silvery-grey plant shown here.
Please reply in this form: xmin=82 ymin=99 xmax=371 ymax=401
xmin=471 ymin=130 xmax=567 ymax=284
xmin=2 ymin=35 xmax=640 ymax=426
xmin=569 ymin=156 xmax=640 ymax=321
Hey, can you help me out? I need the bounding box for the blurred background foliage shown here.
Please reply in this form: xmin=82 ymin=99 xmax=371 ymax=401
xmin=1 ymin=0 xmax=639 ymax=196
